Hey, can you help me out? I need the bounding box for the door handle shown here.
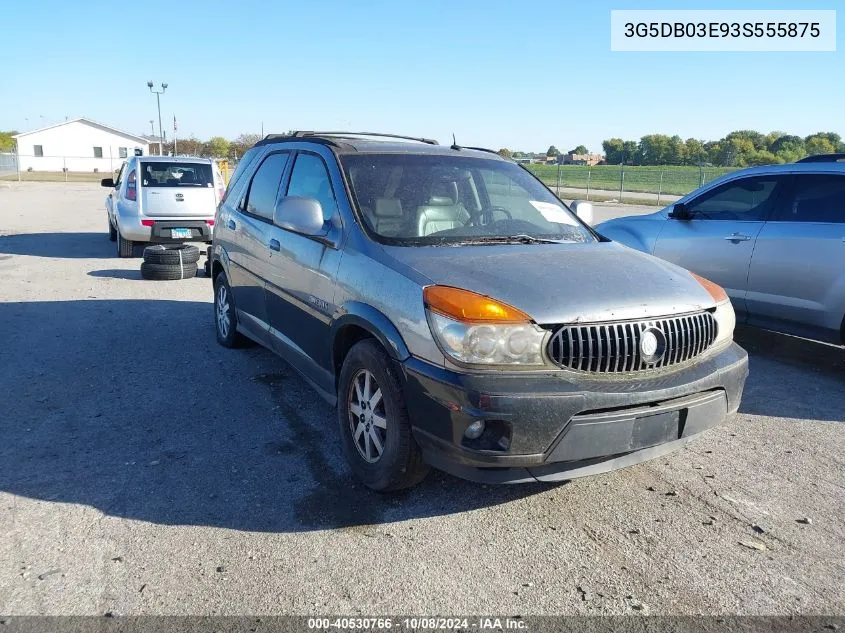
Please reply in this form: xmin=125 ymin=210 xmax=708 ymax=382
xmin=269 ymin=239 xmax=281 ymax=252
xmin=724 ymin=233 xmax=751 ymax=242
xmin=227 ymin=219 xmax=236 ymax=230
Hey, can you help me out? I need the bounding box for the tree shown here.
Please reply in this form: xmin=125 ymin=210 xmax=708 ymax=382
xmin=230 ymin=133 xmax=262 ymax=158
xmin=497 ymin=148 xmax=513 ymax=159
xmin=205 ymin=136 xmax=230 ymax=158
xmin=602 ymin=138 xmax=625 ymax=164
xmin=570 ymin=145 xmax=588 ymax=155
xmin=804 ymin=132 xmax=838 ymax=156
xmin=0 ymin=131 xmax=17 ymax=152
xmin=683 ymin=138 xmax=705 ymax=164
xmin=622 ymin=140 xmax=638 ymax=164
xmin=546 ymin=145 xmax=560 ymax=157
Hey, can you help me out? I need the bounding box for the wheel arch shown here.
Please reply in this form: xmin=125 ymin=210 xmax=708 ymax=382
xmin=331 ymin=302 xmax=411 ymax=383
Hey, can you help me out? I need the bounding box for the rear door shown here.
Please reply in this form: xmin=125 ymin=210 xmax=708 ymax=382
xmin=139 ymin=161 xmax=217 ymax=217
xmin=226 ymin=151 xmax=292 ymax=338
xmin=746 ymin=172 xmax=845 ymax=341
xmin=652 ymin=175 xmax=786 ymax=320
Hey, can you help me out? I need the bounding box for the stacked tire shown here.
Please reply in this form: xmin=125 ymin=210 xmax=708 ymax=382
xmin=141 ymin=244 xmax=200 ymax=280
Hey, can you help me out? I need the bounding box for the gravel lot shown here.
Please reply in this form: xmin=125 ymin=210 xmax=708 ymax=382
xmin=1 ymin=182 xmax=843 ymax=616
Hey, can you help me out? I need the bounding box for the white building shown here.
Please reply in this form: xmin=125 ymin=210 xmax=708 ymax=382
xmin=13 ymin=118 xmax=150 ymax=173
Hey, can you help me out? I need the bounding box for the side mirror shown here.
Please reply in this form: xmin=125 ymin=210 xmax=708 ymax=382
xmin=273 ymin=196 xmax=326 ymax=236
xmin=668 ymin=202 xmax=691 ymax=220
xmin=570 ymin=200 xmax=593 ymax=225
xmin=101 ymin=178 xmax=115 ymax=188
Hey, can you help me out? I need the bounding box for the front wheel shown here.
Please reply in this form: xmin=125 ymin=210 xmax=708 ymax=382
xmin=337 ymin=339 xmax=429 ymax=491
xmin=108 ymin=217 xmax=117 ymax=242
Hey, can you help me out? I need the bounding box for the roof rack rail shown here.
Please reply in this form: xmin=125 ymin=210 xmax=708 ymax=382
xmin=287 ymin=131 xmax=439 ymax=145
xmin=795 ymin=153 xmax=845 ymax=163
xmin=464 ymin=146 xmax=503 ymax=156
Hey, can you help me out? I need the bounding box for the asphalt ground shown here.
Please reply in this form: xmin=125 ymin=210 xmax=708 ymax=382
xmin=0 ymin=182 xmax=843 ymax=616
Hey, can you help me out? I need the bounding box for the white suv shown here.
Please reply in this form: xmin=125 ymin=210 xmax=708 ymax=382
xmin=102 ymin=155 xmax=225 ymax=257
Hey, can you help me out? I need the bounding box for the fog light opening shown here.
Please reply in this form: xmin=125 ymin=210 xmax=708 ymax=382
xmin=464 ymin=420 xmax=486 ymax=440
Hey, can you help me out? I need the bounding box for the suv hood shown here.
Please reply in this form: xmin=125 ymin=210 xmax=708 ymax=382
xmin=382 ymin=242 xmax=715 ymax=325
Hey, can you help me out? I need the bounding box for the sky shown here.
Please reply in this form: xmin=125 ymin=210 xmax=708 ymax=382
xmin=2 ymin=0 xmax=842 ymax=153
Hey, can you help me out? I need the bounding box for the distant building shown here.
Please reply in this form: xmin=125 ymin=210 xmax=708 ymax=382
xmin=13 ymin=118 xmax=149 ymax=172
xmin=561 ymin=152 xmax=604 ymax=166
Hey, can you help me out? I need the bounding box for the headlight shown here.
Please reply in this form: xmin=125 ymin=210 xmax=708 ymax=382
xmin=691 ymin=272 xmax=734 ymax=347
xmin=424 ymin=286 xmax=547 ymax=366
xmin=712 ymin=299 xmax=735 ymax=347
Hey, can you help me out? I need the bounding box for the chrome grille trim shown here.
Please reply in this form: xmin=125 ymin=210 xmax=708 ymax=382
xmin=547 ymin=311 xmax=718 ymax=373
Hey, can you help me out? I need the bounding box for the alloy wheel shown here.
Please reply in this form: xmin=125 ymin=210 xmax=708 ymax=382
xmin=348 ymin=369 xmax=387 ymax=463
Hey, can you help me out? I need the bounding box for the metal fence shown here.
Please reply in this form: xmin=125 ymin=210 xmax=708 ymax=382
xmin=525 ymin=164 xmax=738 ymax=205
xmin=0 ymin=153 xmax=237 ymax=183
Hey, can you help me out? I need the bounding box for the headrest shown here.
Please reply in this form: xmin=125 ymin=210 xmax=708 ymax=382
xmin=427 ymin=196 xmax=455 ymax=206
xmin=374 ymin=198 xmax=403 ymax=218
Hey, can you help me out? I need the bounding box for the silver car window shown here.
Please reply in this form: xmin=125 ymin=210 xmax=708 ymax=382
xmin=776 ymin=174 xmax=845 ymax=223
xmin=686 ymin=177 xmax=781 ymax=221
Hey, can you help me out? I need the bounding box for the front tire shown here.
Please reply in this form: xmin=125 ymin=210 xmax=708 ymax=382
xmin=213 ymin=272 xmax=251 ymax=348
xmin=108 ymin=218 xmax=117 ymax=242
xmin=337 ymin=339 xmax=429 ymax=491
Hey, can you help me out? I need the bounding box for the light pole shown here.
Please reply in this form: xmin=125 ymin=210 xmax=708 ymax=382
xmin=147 ymin=81 xmax=168 ymax=155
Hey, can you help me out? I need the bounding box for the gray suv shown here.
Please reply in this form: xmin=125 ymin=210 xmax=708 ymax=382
xmin=210 ymin=132 xmax=748 ymax=491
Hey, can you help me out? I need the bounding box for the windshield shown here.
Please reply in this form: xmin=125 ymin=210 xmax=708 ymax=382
xmin=341 ymin=154 xmax=595 ymax=245
xmin=139 ymin=161 xmax=214 ymax=188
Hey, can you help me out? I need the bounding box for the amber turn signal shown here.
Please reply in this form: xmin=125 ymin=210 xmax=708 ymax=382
xmin=691 ymin=272 xmax=729 ymax=304
xmin=423 ymin=286 xmax=532 ymax=323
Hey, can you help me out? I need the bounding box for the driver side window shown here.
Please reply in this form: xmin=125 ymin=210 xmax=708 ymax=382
xmin=686 ymin=177 xmax=782 ymax=221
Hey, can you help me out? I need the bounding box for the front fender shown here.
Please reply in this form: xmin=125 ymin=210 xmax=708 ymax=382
xmin=596 ymin=219 xmax=659 ymax=255
xmin=331 ymin=302 xmax=410 ymax=363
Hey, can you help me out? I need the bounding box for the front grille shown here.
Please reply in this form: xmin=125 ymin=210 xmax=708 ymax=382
xmin=547 ymin=311 xmax=718 ymax=373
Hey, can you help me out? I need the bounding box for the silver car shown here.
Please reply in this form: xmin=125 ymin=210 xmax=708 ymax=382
xmin=101 ymin=155 xmax=224 ymax=257
xmin=598 ymin=156 xmax=845 ymax=345
xmin=210 ymin=132 xmax=748 ymax=491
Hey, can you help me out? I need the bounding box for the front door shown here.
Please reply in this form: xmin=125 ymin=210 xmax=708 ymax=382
xmin=652 ymin=175 xmax=787 ymax=321
xmin=264 ymin=151 xmax=344 ymax=396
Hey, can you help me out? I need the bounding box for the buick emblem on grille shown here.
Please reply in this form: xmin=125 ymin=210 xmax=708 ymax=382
xmin=640 ymin=328 xmax=663 ymax=362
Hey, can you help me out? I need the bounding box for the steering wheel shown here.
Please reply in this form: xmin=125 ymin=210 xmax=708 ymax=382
xmin=488 ymin=206 xmax=513 ymax=222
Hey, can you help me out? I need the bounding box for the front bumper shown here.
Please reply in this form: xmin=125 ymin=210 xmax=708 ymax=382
xmin=400 ymin=342 xmax=748 ymax=484
xmin=118 ymin=217 xmax=214 ymax=242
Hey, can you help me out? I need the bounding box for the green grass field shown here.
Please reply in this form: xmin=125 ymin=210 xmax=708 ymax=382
xmin=526 ymin=164 xmax=738 ymax=197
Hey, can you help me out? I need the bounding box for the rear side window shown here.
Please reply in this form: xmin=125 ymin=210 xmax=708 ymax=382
xmin=687 ymin=176 xmax=782 ymax=221
xmin=139 ymin=162 xmax=214 ymax=187
xmin=224 ymin=147 xmax=262 ymax=202
xmin=776 ymin=174 xmax=845 ymax=223
xmin=245 ymin=153 xmax=289 ymax=220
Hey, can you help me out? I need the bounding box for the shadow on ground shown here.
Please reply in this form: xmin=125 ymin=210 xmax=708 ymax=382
xmin=0 ymin=232 xmax=114 ymax=259
xmin=88 ymin=269 xmax=143 ymax=280
xmin=0 ymin=299 xmax=549 ymax=534
xmin=735 ymin=325 xmax=844 ymax=423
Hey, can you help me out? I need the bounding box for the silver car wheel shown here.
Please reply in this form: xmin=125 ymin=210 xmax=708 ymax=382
xmin=216 ymin=284 xmax=231 ymax=339
xmin=348 ymin=369 xmax=387 ymax=463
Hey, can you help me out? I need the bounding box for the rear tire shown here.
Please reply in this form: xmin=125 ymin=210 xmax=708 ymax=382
xmin=140 ymin=261 xmax=197 ymax=280
xmin=108 ymin=218 xmax=117 ymax=242
xmin=213 ymin=272 xmax=252 ymax=347
xmin=117 ymin=228 xmax=134 ymax=258
xmin=337 ymin=339 xmax=429 ymax=491
xmin=143 ymin=244 xmax=201 ymax=265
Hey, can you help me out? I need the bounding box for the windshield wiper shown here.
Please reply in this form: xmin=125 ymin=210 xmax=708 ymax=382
xmin=461 ymin=234 xmax=565 ymax=245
